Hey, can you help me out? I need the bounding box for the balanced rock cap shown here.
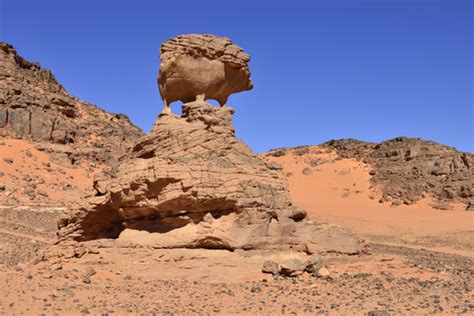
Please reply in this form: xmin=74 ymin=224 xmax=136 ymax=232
xmin=157 ymin=34 xmax=253 ymax=114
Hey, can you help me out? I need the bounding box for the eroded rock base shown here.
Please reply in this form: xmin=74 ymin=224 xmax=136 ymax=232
xmin=58 ymin=102 xmax=367 ymax=255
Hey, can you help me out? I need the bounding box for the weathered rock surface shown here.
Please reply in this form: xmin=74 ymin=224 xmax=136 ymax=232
xmin=58 ymin=101 xmax=366 ymax=254
xmin=321 ymin=138 xmax=473 ymax=208
xmin=0 ymin=42 xmax=144 ymax=167
xmin=158 ymin=34 xmax=252 ymax=113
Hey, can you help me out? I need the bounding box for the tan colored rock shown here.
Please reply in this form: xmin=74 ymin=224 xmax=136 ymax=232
xmin=58 ymin=101 xmax=366 ymax=255
xmin=158 ymin=34 xmax=253 ymax=114
xmin=317 ymin=267 xmax=330 ymax=278
xmin=0 ymin=42 xmax=144 ymax=167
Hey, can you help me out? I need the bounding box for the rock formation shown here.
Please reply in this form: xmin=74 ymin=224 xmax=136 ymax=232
xmin=0 ymin=42 xmax=144 ymax=167
xmin=59 ymin=101 xmax=365 ymax=254
xmin=323 ymin=138 xmax=473 ymax=208
xmin=158 ymin=34 xmax=252 ymax=114
xmin=58 ymin=35 xmax=365 ymax=254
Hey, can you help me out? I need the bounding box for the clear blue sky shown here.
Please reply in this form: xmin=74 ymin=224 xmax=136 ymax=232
xmin=1 ymin=0 xmax=472 ymax=152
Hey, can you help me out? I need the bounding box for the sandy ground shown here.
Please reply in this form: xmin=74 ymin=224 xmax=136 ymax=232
xmin=0 ymin=142 xmax=472 ymax=314
xmin=0 ymin=139 xmax=97 ymax=205
xmin=263 ymin=146 xmax=474 ymax=257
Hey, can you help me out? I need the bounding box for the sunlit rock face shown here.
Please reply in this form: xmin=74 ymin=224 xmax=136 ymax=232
xmin=157 ymin=34 xmax=253 ymax=113
xmin=57 ymin=34 xmax=366 ymax=256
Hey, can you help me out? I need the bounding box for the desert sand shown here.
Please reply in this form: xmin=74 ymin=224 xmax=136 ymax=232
xmin=1 ymin=35 xmax=473 ymax=315
xmin=0 ymin=141 xmax=473 ymax=315
xmin=263 ymin=146 xmax=474 ymax=257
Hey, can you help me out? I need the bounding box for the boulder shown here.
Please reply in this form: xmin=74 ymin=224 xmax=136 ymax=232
xmin=305 ymin=253 xmax=324 ymax=274
xmin=279 ymin=259 xmax=306 ymax=277
xmin=262 ymin=260 xmax=279 ymax=275
xmin=158 ymin=34 xmax=253 ymax=113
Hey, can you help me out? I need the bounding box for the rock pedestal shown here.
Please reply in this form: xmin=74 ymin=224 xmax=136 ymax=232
xmin=59 ymin=101 xmax=366 ymax=255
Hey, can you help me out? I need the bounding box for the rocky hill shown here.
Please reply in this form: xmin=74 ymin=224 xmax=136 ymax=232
xmin=0 ymin=42 xmax=143 ymax=166
xmin=0 ymin=42 xmax=144 ymax=204
xmin=266 ymin=137 xmax=473 ymax=209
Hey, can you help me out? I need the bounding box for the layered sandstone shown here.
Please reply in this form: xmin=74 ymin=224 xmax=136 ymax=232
xmin=158 ymin=34 xmax=252 ymax=112
xmin=58 ymin=101 xmax=365 ymax=254
xmin=0 ymin=42 xmax=144 ymax=166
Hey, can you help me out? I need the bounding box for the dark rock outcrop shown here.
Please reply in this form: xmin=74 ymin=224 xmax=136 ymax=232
xmin=323 ymin=137 xmax=473 ymax=207
xmin=0 ymin=42 xmax=144 ymax=166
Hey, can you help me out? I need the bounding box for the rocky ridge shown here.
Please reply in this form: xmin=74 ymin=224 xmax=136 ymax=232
xmin=0 ymin=42 xmax=144 ymax=167
xmin=267 ymin=137 xmax=473 ymax=209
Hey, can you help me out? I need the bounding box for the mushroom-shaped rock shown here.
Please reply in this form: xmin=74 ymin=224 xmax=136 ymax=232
xmin=158 ymin=34 xmax=253 ymax=114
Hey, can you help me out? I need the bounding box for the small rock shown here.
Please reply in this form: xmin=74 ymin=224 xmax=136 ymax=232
xmin=83 ymin=267 xmax=96 ymax=284
xmin=23 ymin=175 xmax=32 ymax=182
xmin=466 ymin=202 xmax=474 ymax=211
xmin=24 ymin=187 xmax=36 ymax=198
xmin=302 ymin=167 xmax=312 ymax=175
xmin=280 ymin=259 xmax=306 ymax=277
xmin=37 ymin=190 xmax=48 ymax=197
xmin=317 ymin=267 xmax=330 ymax=278
xmin=266 ymin=162 xmax=283 ymax=170
xmin=250 ymin=286 xmax=261 ymax=293
xmin=0 ymin=184 xmax=5 ymax=192
xmin=305 ymin=253 xmax=323 ymax=274
xmin=262 ymin=260 xmax=279 ymax=275
xmin=367 ymin=311 xmax=389 ymax=316
xmin=3 ymin=158 xmax=13 ymax=164
xmin=50 ymin=262 xmax=62 ymax=271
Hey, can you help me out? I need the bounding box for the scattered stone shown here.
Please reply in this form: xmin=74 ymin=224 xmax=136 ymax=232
xmin=0 ymin=184 xmax=5 ymax=192
xmin=279 ymin=259 xmax=306 ymax=277
xmin=24 ymin=187 xmax=36 ymax=198
xmin=37 ymin=190 xmax=48 ymax=197
xmin=250 ymin=286 xmax=262 ymax=293
xmin=305 ymin=254 xmax=323 ymax=274
xmin=302 ymin=167 xmax=313 ymax=175
xmin=83 ymin=275 xmax=92 ymax=284
xmin=268 ymin=149 xmax=286 ymax=157
xmin=367 ymin=311 xmax=389 ymax=316
xmin=466 ymin=202 xmax=474 ymax=211
xmin=262 ymin=261 xmax=279 ymax=275
xmin=317 ymin=267 xmax=330 ymax=278
xmin=50 ymin=262 xmax=62 ymax=271
xmin=3 ymin=158 xmax=13 ymax=164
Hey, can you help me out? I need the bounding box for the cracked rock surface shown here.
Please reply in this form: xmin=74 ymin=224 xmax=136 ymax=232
xmin=59 ymin=101 xmax=366 ymax=254
xmin=158 ymin=34 xmax=253 ymax=106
